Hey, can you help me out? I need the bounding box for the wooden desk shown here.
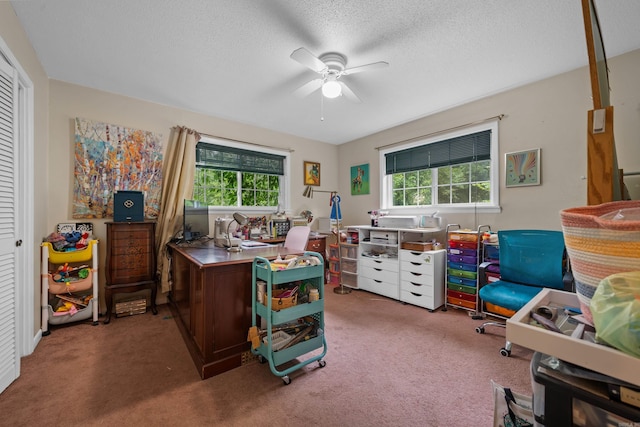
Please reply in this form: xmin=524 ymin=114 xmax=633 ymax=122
xmin=167 ymin=241 xmax=302 ymax=379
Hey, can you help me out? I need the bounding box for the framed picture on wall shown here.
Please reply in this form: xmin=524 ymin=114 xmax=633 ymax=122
xmin=505 ymin=148 xmax=541 ymax=187
xmin=350 ymin=163 xmax=370 ymax=195
xmin=303 ymin=161 xmax=321 ymax=186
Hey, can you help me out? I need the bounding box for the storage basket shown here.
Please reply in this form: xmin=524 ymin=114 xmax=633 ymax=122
xmin=43 ymin=240 xmax=98 ymax=264
xmin=266 ymin=289 xmax=298 ymax=310
xmin=263 ymin=330 xmax=293 ymax=351
xmin=560 ymin=200 xmax=640 ymax=322
xmin=47 ymin=269 xmax=93 ymax=294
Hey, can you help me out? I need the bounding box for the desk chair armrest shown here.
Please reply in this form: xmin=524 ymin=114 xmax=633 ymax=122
xmin=478 ymin=260 xmax=499 ymax=289
xmin=563 ymin=270 xmax=575 ymax=292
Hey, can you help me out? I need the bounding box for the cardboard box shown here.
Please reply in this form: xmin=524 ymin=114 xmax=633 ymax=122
xmin=115 ymin=298 xmax=146 ymax=317
xmin=401 ymin=241 xmax=433 ymax=251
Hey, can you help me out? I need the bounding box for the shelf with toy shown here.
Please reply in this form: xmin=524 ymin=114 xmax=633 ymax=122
xmin=41 ymin=237 xmax=99 ymax=334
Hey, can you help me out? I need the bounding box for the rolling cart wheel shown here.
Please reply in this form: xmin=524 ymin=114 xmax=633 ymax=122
xmin=258 ymin=355 xmax=266 ymax=364
xmin=318 ymin=360 xmax=326 ymax=368
xmin=475 ymin=326 xmax=485 ymax=334
xmin=500 ymin=348 xmax=511 ymax=357
xmin=282 ymin=376 xmax=291 ymax=385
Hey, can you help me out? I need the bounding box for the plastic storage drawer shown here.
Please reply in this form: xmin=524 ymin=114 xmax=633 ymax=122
xmin=448 ymin=240 xmax=478 ymax=250
xmin=341 ymin=271 xmax=358 ymax=287
xmin=448 ymin=232 xmax=478 ymax=243
xmin=447 ymin=268 xmax=477 ymax=280
xmin=448 ymin=261 xmax=477 ymax=272
xmin=447 ymin=254 xmax=478 ymax=264
xmin=447 ymin=289 xmax=475 ymax=302
xmin=484 ymin=244 xmax=499 ymax=260
xmin=447 ymin=247 xmax=477 ymax=257
xmin=448 ymin=276 xmax=477 ymax=287
xmin=447 ymin=296 xmax=476 ymax=310
xmin=448 ymin=283 xmax=476 ymax=294
xmin=341 ymin=258 xmax=357 ymax=273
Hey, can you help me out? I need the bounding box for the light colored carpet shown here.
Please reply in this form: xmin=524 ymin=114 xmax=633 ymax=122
xmin=0 ymin=285 xmax=532 ymax=426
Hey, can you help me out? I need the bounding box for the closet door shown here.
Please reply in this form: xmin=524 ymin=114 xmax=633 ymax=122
xmin=0 ymin=54 xmax=19 ymax=394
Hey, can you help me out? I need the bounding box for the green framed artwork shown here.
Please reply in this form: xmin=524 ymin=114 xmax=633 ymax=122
xmin=350 ymin=163 xmax=370 ymax=195
xmin=505 ymin=148 xmax=541 ymax=187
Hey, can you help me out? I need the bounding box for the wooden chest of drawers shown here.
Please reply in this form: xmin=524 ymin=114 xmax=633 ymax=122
xmin=306 ymin=235 xmax=327 ymax=266
xmin=104 ymin=221 xmax=158 ymax=323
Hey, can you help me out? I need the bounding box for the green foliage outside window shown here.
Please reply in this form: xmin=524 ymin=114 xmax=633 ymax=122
xmin=392 ymin=160 xmax=490 ymax=206
xmin=194 ymin=167 xmax=280 ymax=207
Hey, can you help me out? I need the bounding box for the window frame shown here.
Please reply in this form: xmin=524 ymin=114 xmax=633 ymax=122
xmin=379 ymin=120 xmax=500 ymax=214
xmin=195 ymin=135 xmax=291 ymax=213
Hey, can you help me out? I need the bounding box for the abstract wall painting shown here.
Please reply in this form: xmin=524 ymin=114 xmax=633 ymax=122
xmin=505 ymin=148 xmax=541 ymax=187
xmin=73 ymin=118 xmax=163 ymax=218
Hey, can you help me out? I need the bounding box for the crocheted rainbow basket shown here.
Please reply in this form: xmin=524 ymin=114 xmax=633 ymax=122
xmin=560 ymin=200 xmax=640 ymax=323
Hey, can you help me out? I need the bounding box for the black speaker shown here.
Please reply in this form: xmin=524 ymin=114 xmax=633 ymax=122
xmin=114 ymin=190 xmax=144 ymax=222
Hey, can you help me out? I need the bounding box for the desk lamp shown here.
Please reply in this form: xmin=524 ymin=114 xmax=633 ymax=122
xmin=303 ymin=186 xmax=351 ymax=295
xmin=227 ymin=212 xmax=249 ymax=252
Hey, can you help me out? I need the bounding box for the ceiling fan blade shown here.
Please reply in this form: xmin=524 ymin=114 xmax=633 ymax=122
xmin=339 ymin=81 xmax=362 ymax=103
xmin=290 ymin=47 xmax=327 ymax=73
xmin=342 ymin=61 xmax=389 ymax=76
xmin=292 ymin=78 xmax=323 ymax=98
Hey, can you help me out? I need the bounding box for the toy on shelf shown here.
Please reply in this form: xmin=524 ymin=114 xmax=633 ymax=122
xmin=41 ymin=237 xmax=99 ymax=335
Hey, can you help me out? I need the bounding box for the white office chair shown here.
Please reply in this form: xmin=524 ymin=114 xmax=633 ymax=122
xmin=284 ymin=226 xmax=311 ymax=251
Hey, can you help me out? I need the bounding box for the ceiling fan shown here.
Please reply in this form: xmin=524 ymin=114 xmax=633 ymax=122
xmin=290 ymin=47 xmax=389 ymax=103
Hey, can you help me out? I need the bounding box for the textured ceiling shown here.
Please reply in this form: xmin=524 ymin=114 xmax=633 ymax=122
xmin=11 ymin=0 xmax=640 ymax=144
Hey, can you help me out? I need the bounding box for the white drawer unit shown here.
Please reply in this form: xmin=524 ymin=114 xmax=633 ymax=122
xmin=359 ymin=256 xmax=399 ymax=300
xmin=399 ymin=249 xmax=446 ymax=311
xmin=357 ymin=226 xmax=445 ymax=308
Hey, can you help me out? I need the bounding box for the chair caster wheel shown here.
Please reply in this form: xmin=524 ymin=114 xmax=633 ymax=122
xmin=318 ymin=359 xmax=326 ymax=368
xmin=258 ymin=355 xmax=266 ymax=364
xmin=500 ymin=348 xmax=511 ymax=357
xmin=282 ymin=376 xmax=291 ymax=385
xmin=475 ymin=326 xmax=485 ymax=334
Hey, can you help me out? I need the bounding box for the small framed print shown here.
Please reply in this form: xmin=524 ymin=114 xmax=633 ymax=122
xmin=505 ymin=148 xmax=541 ymax=187
xmin=350 ymin=163 xmax=370 ymax=195
xmin=304 ymin=161 xmax=320 ymax=186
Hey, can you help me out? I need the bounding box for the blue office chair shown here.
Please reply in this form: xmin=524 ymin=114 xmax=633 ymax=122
xmin=476 ymin=230 xmax=573 ymax=356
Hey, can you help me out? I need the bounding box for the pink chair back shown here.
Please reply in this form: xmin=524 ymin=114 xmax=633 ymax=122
xmin=284 ymin=226 xmax=311 ymax=251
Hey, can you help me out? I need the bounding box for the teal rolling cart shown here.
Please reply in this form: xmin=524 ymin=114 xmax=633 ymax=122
xmin=251 ymin=251 xmax=327 ymax=385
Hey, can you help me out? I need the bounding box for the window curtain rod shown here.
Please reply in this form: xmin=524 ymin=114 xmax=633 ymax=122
xmin=375 ymin=114 xmax=505 ymax=151
xmin=198 ymin=132 xmax=294 ymax=152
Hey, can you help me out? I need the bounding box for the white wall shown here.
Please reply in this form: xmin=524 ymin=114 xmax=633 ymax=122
xmin=338 ymin=48 xmax=640 ymax=232
xmin=48 ymin=80 xmax=339 ymax=304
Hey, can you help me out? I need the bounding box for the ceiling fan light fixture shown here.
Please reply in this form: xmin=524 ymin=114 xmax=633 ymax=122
xmin=322 ymin=80 xmax=342 ymax=98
